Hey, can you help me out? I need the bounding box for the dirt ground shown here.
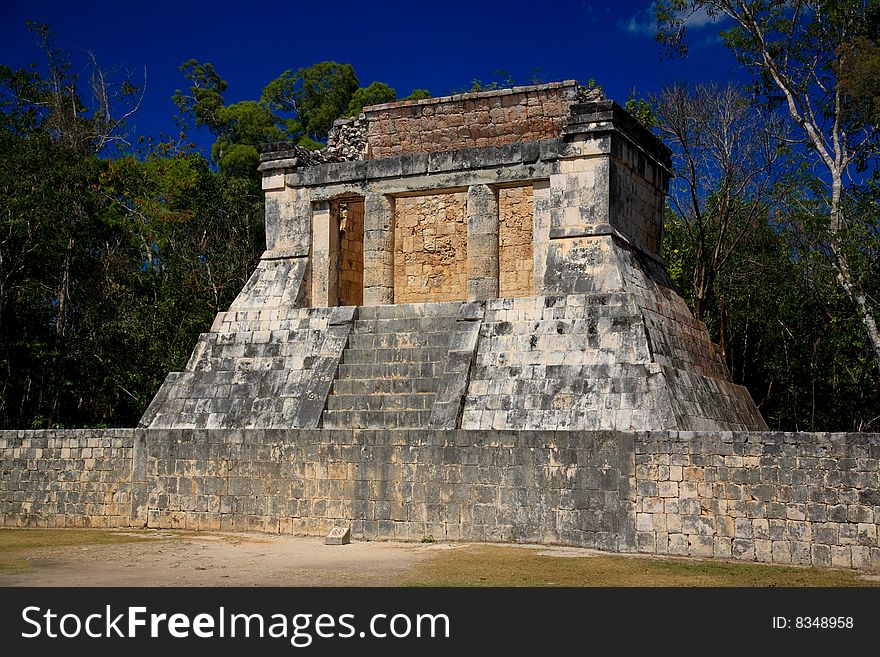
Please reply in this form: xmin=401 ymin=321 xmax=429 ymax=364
xmin=0 ymin=530 xmax=448 ymax=587
xmin=1 ymin=528 xmax=878 ymax=587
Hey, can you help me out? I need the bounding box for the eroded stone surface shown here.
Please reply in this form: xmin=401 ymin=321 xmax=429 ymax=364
xmin=147 ymin=81 xmax=764 ymax=433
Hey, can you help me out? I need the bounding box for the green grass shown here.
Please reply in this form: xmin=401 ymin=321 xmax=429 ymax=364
xmin=401 ymin=545 xmax=880 ymax=587
xmin=0 ymin=528 xmax=154 ymax=573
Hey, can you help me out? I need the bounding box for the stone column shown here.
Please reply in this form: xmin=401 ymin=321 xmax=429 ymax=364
xmin=363 ymin=193 xmax=394 ymax=305
xmin=310 ymin=201 xmax=338 ymax=307
xmin=532 ymin=180 xmax=551 ymax=293
xmin=548 ymin=157 xmax=609 ymax=240
xmin=466 ymin=184 xmax=498 ymax=301
xmin=264 ymin=184 xmax=312 ymax=257
xmin=261 ymin=173 xmax=286 ymax=253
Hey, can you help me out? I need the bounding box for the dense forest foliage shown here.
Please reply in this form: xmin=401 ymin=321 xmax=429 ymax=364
xmin=1 ymin=4 xmax=878 ymax=431
xmin=0 ymin=23 xmax=423 ymax=428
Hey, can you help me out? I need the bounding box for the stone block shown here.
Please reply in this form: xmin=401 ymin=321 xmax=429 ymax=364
xmin=325 ymin=526 xmax=351 ymax=545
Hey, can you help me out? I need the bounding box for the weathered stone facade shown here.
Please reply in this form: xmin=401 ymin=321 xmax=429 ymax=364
xmin=337 ymin=200 xmax=364 ymax=307
xmin=393 ymin=193 xmax=468 ymax=303
xmin=3 ymin=428 xmax=880 ymax=571
xmin=0 ymin=429 xmax=133 ymax=528
xmin=497 ymin=186 xmax=535 ymax=298
xmin=5 ymin=81 xmax=879 ymax=572
xmin=142 ymin=80 xmax=765 ymax=433
xmin=363 ymin=81 xmax=581 ymax=159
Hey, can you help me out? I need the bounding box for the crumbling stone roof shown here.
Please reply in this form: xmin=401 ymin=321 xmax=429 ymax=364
xmin=259 ymin=80 xmax=609 ymax=165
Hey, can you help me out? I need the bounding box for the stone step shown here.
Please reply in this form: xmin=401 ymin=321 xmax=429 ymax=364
xmin=345 ymin=331 xmax=451 ymax=350
xmin=356 ymin=302 xmax=462 ymax=321
xmin=326 ymin=393 xmax=434 ymax=411
xmin=336 ymin=362 xmax=445 ymax=380
xmin=352 ymin=317 xmax=457 ymax=335
xmin=331 ymin=377 xmax=440 ymax=395
xmin=209 ymin=344 xmax=295 ymax=359
xmin=322 ymin=409 xmax=433 ymax=429
xmin=341 ymin=346 xmax=449 ymax=365
xmin=200 ymin=356 xmax=307 ymax=372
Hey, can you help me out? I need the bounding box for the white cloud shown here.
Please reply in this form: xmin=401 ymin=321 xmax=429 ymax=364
xmin=683 ymin=7 xmax=720 ymax=28
xmin=619 ymin=2 xmax=722 ymax=37
xmin=618 ymin=3 xmax=656 ymax=35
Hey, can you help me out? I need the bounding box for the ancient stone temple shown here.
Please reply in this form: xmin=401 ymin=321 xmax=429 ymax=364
xmin=140 ymin=80 xmax=766 ymax=433
xmin=7 ymin=81 xmax=879 ymax=571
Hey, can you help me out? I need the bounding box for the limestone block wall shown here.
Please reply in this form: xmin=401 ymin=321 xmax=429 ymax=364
xmin=3 ymin=428 xmax=880 ymax=570
xmin=0 ymin=429 xmax=134 ymax=528
xmin=609 ymin=136 xmax=665 ymax=256
xmin=134 ymin=428 xmax=628 ymax=549
xmin=461 ymin=294 xmax=676 ymax=432
xmin=561 ymin=102 xmax=669 ymax=259
xmin=264 ymin=186 xmax=311 ymax=255
xmin=363 ymin=81 xmax=579 ymax=159
xmin=140 ymin=305 xmax=355 ymax=430
xmin=608 ymin=241 xmax=765 ymax=430
xmin=632 ymin=432 xmax=880 ymax=570
xmin=393 ymin=192 xmax=468 ymax=303
xmin=258 ymin=98 xmax=673 ymax=308
xmin=498 ymin=186 xmax=535 ymax=298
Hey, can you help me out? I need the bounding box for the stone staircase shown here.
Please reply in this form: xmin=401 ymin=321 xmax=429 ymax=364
xmin=321 ymin=302 xmax=461 ymax=428
xmin=140 ymin=306 xmax=345 ymax=429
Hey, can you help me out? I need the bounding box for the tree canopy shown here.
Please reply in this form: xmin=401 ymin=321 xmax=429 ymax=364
xmin=656 ymin=0 xmax=880 ymax=374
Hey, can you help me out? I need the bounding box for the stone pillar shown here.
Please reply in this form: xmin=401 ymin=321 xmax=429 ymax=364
xmin=466 ymin=184 xmax=498 ymax=301
xmin=263 ymin=183 xmax=312 ymax=257
xmin=548 ymin=157 xmax=610 ymax=240
xmin=363 ymin=193 xmax=394 ymax=305
xmin=532 ymin=180 xmax=551 ymax=293
xmin=261 ymin=173 xmax=286 ymax=253
xmin=310 ymin=201 xmax=338 ymax=307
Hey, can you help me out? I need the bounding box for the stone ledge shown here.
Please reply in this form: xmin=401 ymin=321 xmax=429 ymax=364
xmin=361 ymin=80 xmax=579 ymax=114
xmin=566 ymin=100 xmax=672 ymax=165
xmin=264 ymin=139 xmax=565 ymax=182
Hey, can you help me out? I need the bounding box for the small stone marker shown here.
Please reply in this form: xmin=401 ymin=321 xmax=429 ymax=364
xmin=325 ymin=526 xmax=351 ymax=545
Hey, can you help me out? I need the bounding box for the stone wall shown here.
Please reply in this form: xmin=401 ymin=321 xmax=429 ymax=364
xmin=3 ymin=428 xmax=880 ymax=570
xmin=462 ymin=294 xmax=673 ymax=431
xmin=632 ymin=432 xmax=880 ymax=569
xmin=363 ymin=81 xmax=579 ymax=159
xmin=134 ymin=428 xmax=627 ymax=548
xmin=547 ymin=102 xmax=669 ymax=260
xmin=140 ymin=305 xmax=355 ymax=430
xmin=498 ymin=186 xmax=535 ymax=298
xmin=131 ymin=429 xmax=880 ymax=570
xmin=609 ymin=136 xmax=665 ymax=256
xmin=393 ymin=193 xmax=468 ymax=304
xmin=0 ymin=429 xmax=134 ymax=528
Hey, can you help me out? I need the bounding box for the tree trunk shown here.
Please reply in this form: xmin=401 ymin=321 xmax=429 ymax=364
xmin=56 ymin=237 xmax=74 ymax=337
xmin=828 ymin=175 xmax=880 ymax=375
xmin=718 ymin=295 xmax=729 ymax=366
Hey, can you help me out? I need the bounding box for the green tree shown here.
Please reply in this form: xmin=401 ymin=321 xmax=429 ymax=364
xmin=347 ymin=81 xmax=396 ymax=115
xmin=173 ymin=61 xmax=287 ymax=177
xmin=171 ymin=59 xmax=229 ymax=135
xmin=1 ymin=28 xmax=266 ymax=428
xmin=665 ymin=192 xmax=880 ymax=431
xmin=405 ymin=89 xmax=431 ymax=101
xmin=261 ymin=61 xmax=359 ymax=142
xmin=624 ymin=90 xmax=656 ymax=130
xmin=656 ymin=0 xmax=880 ymax=374
xmin=652 ymin=82 xmax=788 ymax=331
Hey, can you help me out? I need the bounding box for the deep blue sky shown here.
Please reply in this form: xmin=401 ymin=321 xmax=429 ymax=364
xmin=0 ymin=0 xmax=746 ymax=155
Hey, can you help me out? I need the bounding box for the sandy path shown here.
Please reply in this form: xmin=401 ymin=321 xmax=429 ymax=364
xmin=0 ymin=531 xmax=459 ymax=587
